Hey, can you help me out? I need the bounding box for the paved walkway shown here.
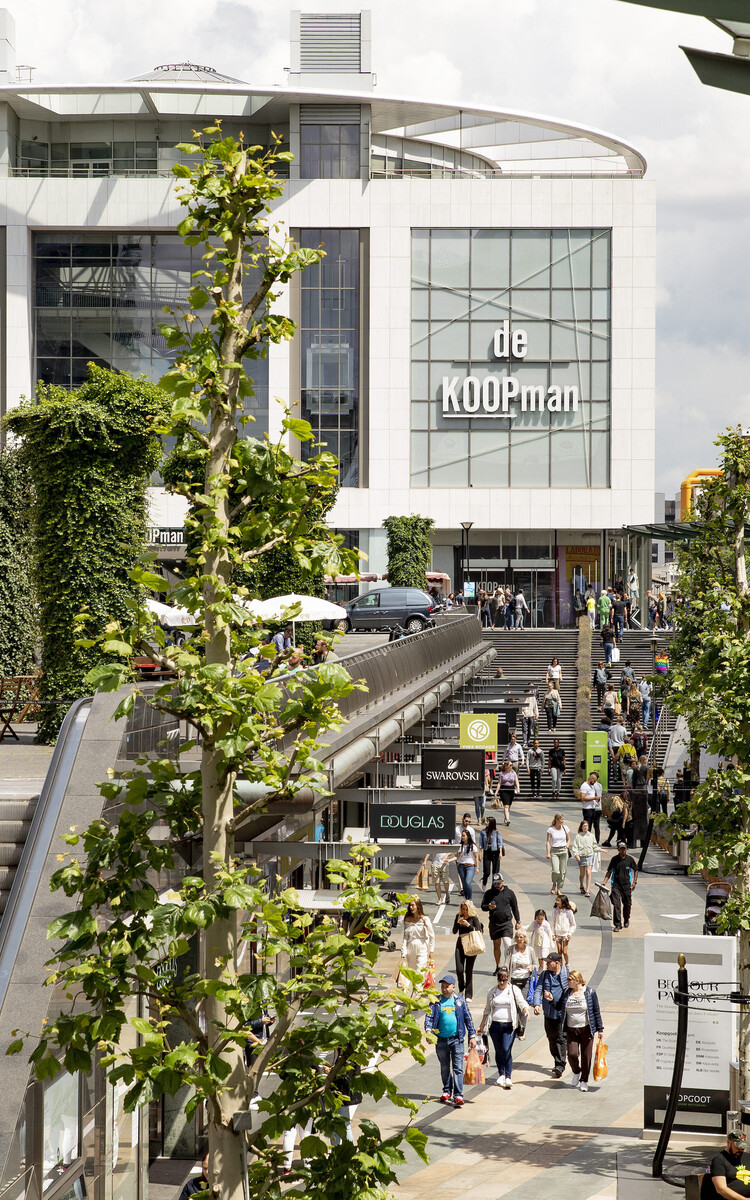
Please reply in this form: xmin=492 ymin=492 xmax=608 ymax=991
xmin=361 ymin=798 xmax=708 ymax=1200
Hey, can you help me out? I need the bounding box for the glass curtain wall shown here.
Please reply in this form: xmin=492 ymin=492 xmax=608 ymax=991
xmin=411 ymin=228 xmax=611 ymax=488
xmin=298 ymin=229 xmax=362 ymax=486
xmin=33 ymin=233 xmax=269 ymax=435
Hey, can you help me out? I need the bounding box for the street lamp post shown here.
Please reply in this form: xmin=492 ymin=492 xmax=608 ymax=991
xmin=461 ymin=521 xmax=473 ymax=597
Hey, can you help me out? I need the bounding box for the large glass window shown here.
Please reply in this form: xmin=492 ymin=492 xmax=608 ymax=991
xmin=411 ymin=228 xmax=611 ymax=487
xmin=298 ymin=229 xmax=363 ymax=486
xmin=300 ymin=125 xmax=360 ymax=179
xmin=33 ymin=233 xmax=268 ymax=435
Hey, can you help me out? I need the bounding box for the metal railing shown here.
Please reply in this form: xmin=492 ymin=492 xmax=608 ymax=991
xmin=370 ymin=167 xmax=641 ymax=181
xmin=647 ymin=702 xmax=674 ymax=770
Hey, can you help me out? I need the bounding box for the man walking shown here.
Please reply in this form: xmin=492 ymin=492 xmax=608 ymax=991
xmin=576 ymin=770 xmax=603 ymax=843
xmin=597 ymin=588 xmax=612 ymax=631
xmin=521 ymin=683 xmax=539 ymax=748
xmin=481 ymin=872 xmax=521 ymax=967
xmin=604 ymin=842 xmax=638 ymax=931
xmin=639 ymin=677 xmax=652 ymax=727
xmin=514 ymin=588 xmax=530 ymax=630
xmin=505 ymin=732 xmax=525 ymax=772
xmin=532 ymin=952 xmax=569 ymax=1078
xmin=601 ymin=620 xmax=616 ymax=665
xmin=612 ymin=593 xmax=626 ymax=642
xmin=424 ymin=974 xmax=476 ymax=1107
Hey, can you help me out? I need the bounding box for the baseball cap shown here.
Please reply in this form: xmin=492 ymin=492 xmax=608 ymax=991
xmin=438 ymin=973 xmax=456 ymax=985
xmin=493 ymin=872 xmax=504 ymax=884
xmin=729 ymin=1131 xmax=747 ymax=1147
xmin=546 ymin=952 xmax=563 ymax=963
xmin=617 ymin=841 xmax=627 ymax=848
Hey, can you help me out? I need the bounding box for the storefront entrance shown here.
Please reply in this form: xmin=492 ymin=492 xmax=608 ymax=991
xmin=512 ymin=569 xmax=555 ymax=628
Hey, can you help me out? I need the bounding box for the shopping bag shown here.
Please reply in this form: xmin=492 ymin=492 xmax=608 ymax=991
xmin=526 ymin=968 xmax=538 ymax=1005
xmin=592 ymin=1038 xmax=608 ymax=1082
xmin=461 ymin=929 xmax=486 ymax=956
xmin=592 ymin=849 xmax=602 ymax=873
xmin=464 ymin=1046 xmax=485 ymax=1085
xmin=591 ymin=885 xmax=612 ymax=920
xmin=422 ymin=963 xmax=436 ymax=991
xmin=477 ymin=1033 xmax=490 ymax=1065
xmin=611 ymin=646 xmax=621 ymax=663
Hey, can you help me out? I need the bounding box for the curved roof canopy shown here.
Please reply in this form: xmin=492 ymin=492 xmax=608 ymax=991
xmin=0 ymin=81 xmax=646 ymax=176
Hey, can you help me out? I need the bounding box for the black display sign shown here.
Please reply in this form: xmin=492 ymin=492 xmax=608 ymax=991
xmin=370 ymin=803 xmax=456 ymax=842
xmin=420 ymin=747 xmax=484 ymax=791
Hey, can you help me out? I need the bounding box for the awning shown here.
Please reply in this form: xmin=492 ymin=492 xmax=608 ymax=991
xmin=622 ymin=522 xmax=703 ymax=543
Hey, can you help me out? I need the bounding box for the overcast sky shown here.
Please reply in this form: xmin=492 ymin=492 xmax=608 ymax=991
xmin=14 ymin=0 xmax=750 ymax=496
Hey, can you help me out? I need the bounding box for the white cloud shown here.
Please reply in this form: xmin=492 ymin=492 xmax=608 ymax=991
xmin=12 ymin=0 xmax=750 ymax=493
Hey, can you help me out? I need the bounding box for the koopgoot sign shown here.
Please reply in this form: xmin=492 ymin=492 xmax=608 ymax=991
xmin=420 ymin=747 xmax=485 ymax=791
xmin=441 ymin=321 xmax=579 ymax=418
xmin=459 ymin=712 xmax=498 ymax=751
xmin=370 ymin=803 xmax=455 ymax=842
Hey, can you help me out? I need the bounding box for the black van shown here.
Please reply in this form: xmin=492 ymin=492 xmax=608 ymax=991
xmin=340 ymin=587 xmax=437 ymax=634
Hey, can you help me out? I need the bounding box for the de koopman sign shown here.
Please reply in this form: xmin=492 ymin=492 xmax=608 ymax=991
xmin=421 ymin=747 xmax=485 ymax=791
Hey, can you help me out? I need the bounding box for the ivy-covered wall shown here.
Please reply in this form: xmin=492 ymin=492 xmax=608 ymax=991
xmin=5 ymin=366 xmax=168 ymax=740
xmin=0 ymin=448 xmax=37 ymax=678
xmin=383 ymin=514 xmax=435 ymax=589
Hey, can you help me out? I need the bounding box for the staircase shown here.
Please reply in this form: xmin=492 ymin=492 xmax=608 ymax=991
xmin=459 ymin=629 xmax=579 ymax=805
xmin=588 ymin=629 xmax=677 ymax=792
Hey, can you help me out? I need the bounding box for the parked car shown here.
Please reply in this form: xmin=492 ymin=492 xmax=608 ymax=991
xmin=339 ymin=587 xmax=438 ymax=634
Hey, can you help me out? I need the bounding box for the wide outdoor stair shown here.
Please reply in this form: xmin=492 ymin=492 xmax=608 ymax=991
xmin=588 ymin=629 xmax=677 ymax=792
xmin=0 ymin=797 xmax=38 ymax=914
xmin=457 ymin=628 xmax=579 ymax=806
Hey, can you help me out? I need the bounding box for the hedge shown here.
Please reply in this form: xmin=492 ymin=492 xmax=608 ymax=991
xmin=383 ymin=514 xmax=435 ymax=589
xmin=0 ymin=447 xmax=37 ymax=679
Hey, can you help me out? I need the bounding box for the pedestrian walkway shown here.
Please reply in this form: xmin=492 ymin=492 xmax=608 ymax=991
xmin=365 ymin=798 xmax=706 ymax=1200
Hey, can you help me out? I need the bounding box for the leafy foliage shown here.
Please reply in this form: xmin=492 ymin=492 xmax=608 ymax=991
xmin=664 ymin=427 xmax=750 ymax=928
xmin=0 ymin=448 xmax=37 ymax=678
xmin=8 ymin=129 xmax=428 ymax=1200
xmin=4 ymin=367 xmax=167 ymax=739
xmin=574 ymin=615 xmax=593 ymax=788
xmin=382 ymin=515 xmax=435 ymax=589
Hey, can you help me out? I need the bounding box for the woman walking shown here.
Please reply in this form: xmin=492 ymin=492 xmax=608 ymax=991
xmin=571 ymin=820 xmax=597 ymax=898
xmin=480 ymin=816 xmax=503 ymax=886
xmin=552 ymin=894 xmax=577 ymax=965
xmin=453 ymin=900 xmax=483 ymax=1000
xmin=527 ymin=908 xmax=555 ymax=970
xmin=493 ymin=758 xmax=520 ymax=828
xmin=507 ymin=929 xmax=538 ymax=996
xmin=602 ymin=794 xmax=629 ymax=847
xmin=456 ymin=828 xmax=479 ymax=902
xmin=544 ymin=680 xmax=562 ymax=731
xmin=649 ymin=765 xmax=671 ymax=815
xmin=400 ymin=898 xmax=435 ymax=982
xmin=545 ymin=812 xmax=571 ymax=895
xmin=564 ymin=970 xmax=604 ymax=1091
xmin=478 ymin=966 xmax=530 ymax=1090
xmin=546 ymin=657 xmax=563 ymax=688
xmin=593 ymin=661 xmax=608 ymax=707
xmin=527 ymin=739 xmax=544 ymax=800
xmin=548 ymin=739 xmax=566 ymax=799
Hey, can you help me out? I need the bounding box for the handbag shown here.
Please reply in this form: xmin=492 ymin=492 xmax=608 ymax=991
xmin=461 ymin=928 xmax=486 ymax=956
xmin=515 ymin=1009 xmax=528 ymax=1040
xmin=593 ymin=1038 xmax=608 ymax=1082
xmin=526 ymin=968 xmax=538 ymax=1005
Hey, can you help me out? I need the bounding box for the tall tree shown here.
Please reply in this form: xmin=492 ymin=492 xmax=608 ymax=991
xmin=664 ymin=426 xmax=750 ymax=1106
xmin=9 ymin=130 xmax=430 ymax=1200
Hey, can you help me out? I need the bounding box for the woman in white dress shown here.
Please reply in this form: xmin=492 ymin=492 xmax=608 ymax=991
xmin=400 ymin=897 xmax=435 ymax=981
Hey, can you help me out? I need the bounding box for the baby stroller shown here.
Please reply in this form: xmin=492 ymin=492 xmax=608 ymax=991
xmin=703 ymin=884 xmax=731 ymax=936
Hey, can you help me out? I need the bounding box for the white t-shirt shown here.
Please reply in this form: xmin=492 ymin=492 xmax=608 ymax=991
xmin=485 ymin=986 xmax=514 ymax=1025
xmin=547 ymin=824 xmax=570 ymax=850
xmin=548 ymin=664 xmax=562 ymax=682
xmin=580 ymin=781 xmax=603 ymax=811
xmin=565 ymin=990 xmax=588 ymax=1029
xmin=456 ymin=840 xmax=476 ymax=865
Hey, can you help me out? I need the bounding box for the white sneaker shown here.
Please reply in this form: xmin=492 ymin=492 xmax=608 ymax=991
xmin=571 ymin=1072 xmax=581 ymax=1086
xmin=504 ymin=1079 xmax=512 ymax=1090
xmin=495 ymin=1074 xmax=506 ymax=1087
xmin=579 ymin=1082 xmax=589 ymax=1092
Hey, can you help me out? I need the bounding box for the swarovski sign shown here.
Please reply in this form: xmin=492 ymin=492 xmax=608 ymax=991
xmin=421 ymin=747 xmax=484 ymax=791
xmin=370 ymin=803 xmax=455 ymax=842
xmin=441 ymin=320 xmax=579 ymax=419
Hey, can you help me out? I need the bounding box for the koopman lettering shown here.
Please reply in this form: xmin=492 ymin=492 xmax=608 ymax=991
xmin=441 ymin=320 xmax=579 ymax=418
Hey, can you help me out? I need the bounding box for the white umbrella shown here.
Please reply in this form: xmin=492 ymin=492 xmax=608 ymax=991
xmin=247 ymin=593 xmax=348 ymax=648
xmin=145 ymin=597 xmax=195 ymax=627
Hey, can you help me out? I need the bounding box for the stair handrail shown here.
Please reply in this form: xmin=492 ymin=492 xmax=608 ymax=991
xmin=647 ymin=702 xmax=672 ymax=769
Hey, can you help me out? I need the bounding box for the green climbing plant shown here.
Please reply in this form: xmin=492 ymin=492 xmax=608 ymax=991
xmin=4 ymin=366 xmax=168 ymax=740
xmin=0 ymin=447 xmax=37 ymax=679
xmin=383 ymin=515 xmax=435 ymax=589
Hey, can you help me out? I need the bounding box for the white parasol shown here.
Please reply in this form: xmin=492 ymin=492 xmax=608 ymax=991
xmin=145 ymin=597 xmax=195 ymax=627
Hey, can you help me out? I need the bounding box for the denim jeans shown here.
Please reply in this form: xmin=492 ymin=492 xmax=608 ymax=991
xmin=435 ymin=1036 xmax=465 ymax=1097
xmin=642 ymin=699 xmax=651 ymax=726
xmin=457 ymin=862 xmax=476 ymax=902
xmin=488 ymin=1021 xmax=516 ymax=1078
xmin=521 ymin=716 xmax=535 ymax=745
xmin=604 ymin=642 xmax=614 ymax=664
xmin=330 ymin=1104 xmax=357 ymax=1145
xmin=614 ymin=615 xmax=624 ymax=640
xmin=474 ymin=793 xmax=486 ymax=821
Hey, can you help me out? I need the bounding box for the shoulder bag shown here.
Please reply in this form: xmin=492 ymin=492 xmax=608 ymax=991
xmin=461 ymin=927 xmax=485 ymax=957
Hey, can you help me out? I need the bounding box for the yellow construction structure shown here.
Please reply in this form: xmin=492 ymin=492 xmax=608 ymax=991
xmin=680 ymin=469 xmax=722 ymax=520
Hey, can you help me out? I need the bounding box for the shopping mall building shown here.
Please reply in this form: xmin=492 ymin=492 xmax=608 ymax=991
xmin=0 ymin=8 xmax=655 ymax=625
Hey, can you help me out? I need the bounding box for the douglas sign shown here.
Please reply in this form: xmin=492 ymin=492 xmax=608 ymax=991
xmin=370 ymin=803 xmax=455 ymax=842
xmin=421 ymin=747 xmax=484 ymax=791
